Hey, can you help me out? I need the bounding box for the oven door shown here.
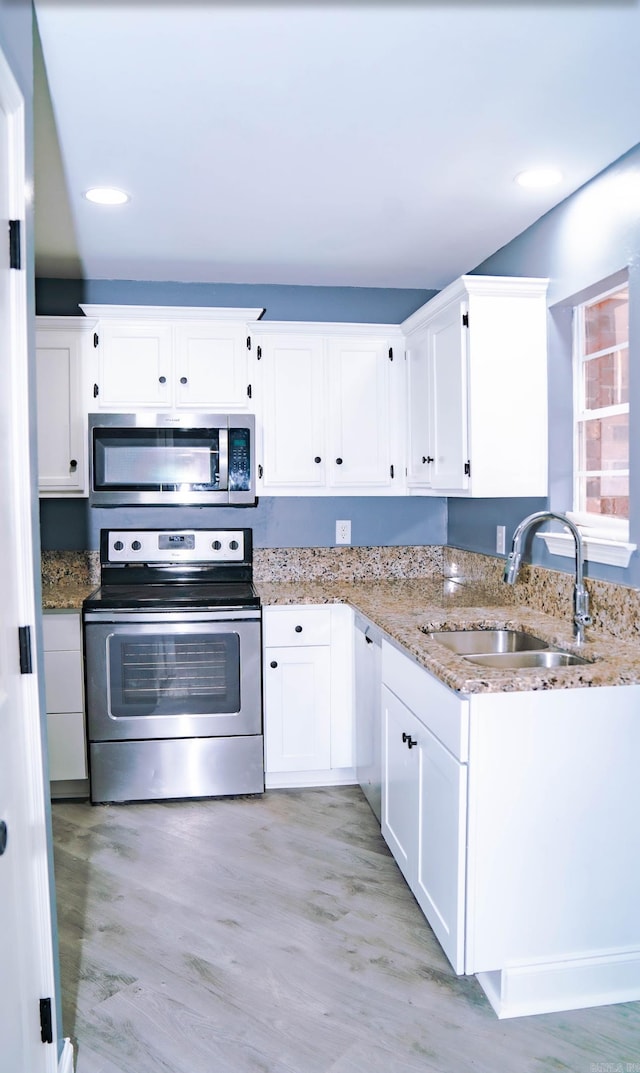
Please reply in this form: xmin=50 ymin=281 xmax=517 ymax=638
xmin=84 ymin=611 xmax=262 ymax=742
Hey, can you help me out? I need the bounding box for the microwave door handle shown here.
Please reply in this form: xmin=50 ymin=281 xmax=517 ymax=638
xmin=218 ymin=428 xmax=229 ymax=490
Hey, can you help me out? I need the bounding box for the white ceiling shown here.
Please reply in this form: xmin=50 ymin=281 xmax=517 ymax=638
xmin=33 ymin=2 xmax=640 ymax=290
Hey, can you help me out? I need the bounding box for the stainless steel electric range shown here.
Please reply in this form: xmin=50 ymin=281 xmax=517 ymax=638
xmin=82 ymin=528 xmax=263 ymax=804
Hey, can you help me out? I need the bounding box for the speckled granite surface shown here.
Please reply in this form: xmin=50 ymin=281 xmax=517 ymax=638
xmin=41 ymin=546 xmax=640 ymax=693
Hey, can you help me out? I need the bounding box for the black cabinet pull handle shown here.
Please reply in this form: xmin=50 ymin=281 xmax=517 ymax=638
xmin=314 ymin=456 xmax=321 ymax=464
xmin=69 ymin=459 xmax=77 ymax=471
xmin=422 ymin=456 xmax=434 ymax=464
xmin=180 ymin=376 xmax=188 ymax=385
xmin=159 ymin=375 xmax=167 ymax=384
xmin=295 ymin=625 xmax=303 ymax=633
xmin=336 ymin=457 xmax=343 ymax=465
xmin=0 ymin=819 xmax=8 ymax=856
xmin=270 ymin=660 xmax=278 ymax=669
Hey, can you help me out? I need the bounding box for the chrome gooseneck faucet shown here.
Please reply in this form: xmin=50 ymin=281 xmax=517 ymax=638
xmin=503 ymin=511 xmax=592 ymax=645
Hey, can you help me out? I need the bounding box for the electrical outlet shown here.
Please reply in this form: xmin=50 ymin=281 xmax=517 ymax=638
xmin=496 ymin=525 xmax=506 ymax=555
xmin=336 ymin=520 xmax=351 ymax=545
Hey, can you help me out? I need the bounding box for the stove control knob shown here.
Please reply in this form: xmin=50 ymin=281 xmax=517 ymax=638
xmin=229 ymin=540 xmax=239 ymax=551
xmin=113 ymin=540 xmax=124 ymax=552
xmin=131 ymin=540 xmax=142 ymax=551
xmin=212 ymin=540 xmax=222 ymax=551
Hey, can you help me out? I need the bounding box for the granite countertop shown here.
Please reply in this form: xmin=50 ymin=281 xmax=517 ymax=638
xmin=41 ymin=575 xmax=640 ymax=694
xmin=257 ymin=578 xmax=640 ymax=693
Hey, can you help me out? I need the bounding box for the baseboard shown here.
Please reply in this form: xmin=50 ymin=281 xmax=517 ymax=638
xmin=477 ymin=948 xmax=640 ymax=1018
xmin=58 ymin=1038 xmax=74 ymax=1073
xmin=265 ymin=768 xmax=357 ymax=789
xmin=50 ymin=778 xmax=90 ymax=801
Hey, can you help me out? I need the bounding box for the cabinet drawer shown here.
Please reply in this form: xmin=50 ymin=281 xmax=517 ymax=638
xmin=264 ymin=606 xmax=332 ymax=647
xmin=44 ymin=649 xmax=84 ymax=713
xmin=47 ymin=711 xmax=87 ymax=781
xmin=43 ymin=611 xmax=81 ymax=652
xmin=382 ymin=640 xmax=469 ymax=761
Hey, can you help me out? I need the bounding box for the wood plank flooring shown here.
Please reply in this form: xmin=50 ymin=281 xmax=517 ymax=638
xmin=52 ymin=787 xmax=640 ymax=1073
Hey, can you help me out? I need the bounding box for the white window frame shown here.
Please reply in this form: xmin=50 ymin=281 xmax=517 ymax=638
xmin=545 ymin=278 xmax=635 ymax=567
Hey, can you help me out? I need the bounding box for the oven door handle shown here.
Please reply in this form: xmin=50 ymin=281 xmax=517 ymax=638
xmin=83 ymin=609 xmax=261 ymax=624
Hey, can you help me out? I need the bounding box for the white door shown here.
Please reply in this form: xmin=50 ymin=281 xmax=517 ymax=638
xmin=264 ymin=646 xmax=331 ymax=772
xmin=174 ymin=323 xmax=249 ymax=409
xmin=96 ymin=320 xmax=173 ymax=407
xmin=0 ymin=50 xmax=58 ymax=1072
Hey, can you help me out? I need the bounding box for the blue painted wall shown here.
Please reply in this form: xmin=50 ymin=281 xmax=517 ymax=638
xmin=36 ymin=277 xmax=435 ymax=324
xmin=40 ymin=496 xmax=447 ymax=552
xmin=449 ymin=143 xmax=640 ymax=588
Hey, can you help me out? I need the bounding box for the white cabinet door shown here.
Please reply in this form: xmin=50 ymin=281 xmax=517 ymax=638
xmin=428 ymin=299 xmax=469 ymax=492
xmin=173 ymin=323 xmax=250 ymax=410
xmin=96 ymin=320 xmax=174 ymax=408
xmin=381 ymin=685 xmax=420 ymax=885
xmin=35 ymin=324 xmax=91 ymax=495
xmin=264 ymin=645 xmax=332 ymax=772
xmin=406 ymin=327 xmax=434 ymax=489
xmin=259 ymin=334 xmax=326 ymax=489
xmin=415 ymin=724 xmax=467 ymax=973
xmin=327 ymin=336 xmax=395 ymax=489
xmin=354 ymin=617 xmax=382 ymax=820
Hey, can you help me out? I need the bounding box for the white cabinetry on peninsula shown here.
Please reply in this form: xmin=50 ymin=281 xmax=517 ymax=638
xmin=35 ymin=316 xmax=97 ymax=496
xmin=42 ymin=611 xmax=87 ymax=785
xmin=254 ymin=323 xmax=405 ymax=494
xmin=80 ymin=305 xmax=264 ymax=411
xmin=404 ymin=275 xmax=549 ymax=496
xmin=380 ymin=637 xmax=640 ymax=1018
xmin=263 ymin=604 xmax=354 ymax=785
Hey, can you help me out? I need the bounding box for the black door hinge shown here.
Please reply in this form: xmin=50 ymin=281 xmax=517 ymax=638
xmin=388 ymin=347 xmax=393 ymax=361
xmin=256 ymin=345 xmax=262 ymax=360
xmin=462 ymin=312 xmax=469 ymax=328
xmin=18 ymin=626 xmax=32 ymax=675
xmin=390 ymin=464 xmax=395 ymax=479
xmin=93 ymin=383 xmax=99 ymax=398
xmin=93 ymin=332 xmax=99 ymax=347
xmin=464 ymin=460 xmax=471 ymax=477
xmin=9 ymin=220 xmax=21 ymax=269
xmin=246 ymin=335 xmax=251 ymax=351
xmin=247 ymin=384 xmax=252 ymax=399
xmin=39 ymin=997 xmax=53 ymax=1044
xmin=258 ymin=464 xmax=263 ymax=479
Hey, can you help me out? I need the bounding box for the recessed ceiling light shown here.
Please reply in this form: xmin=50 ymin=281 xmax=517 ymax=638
xmin=84 ymin=187 xmax=130 ymax=205
xmin=515 ymin=167 xmax=563 ymax=189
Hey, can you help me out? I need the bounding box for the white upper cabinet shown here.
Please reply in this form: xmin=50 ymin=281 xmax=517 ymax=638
xmin=35 ymin=316 xmax=97 ymax=496
xmin=254 ymin=323 xmax=405 ymax=495
xmin=80 ymin=305 xmax=264 ymax=411
xmin=403 ymin=276 xmax=549 ymax=497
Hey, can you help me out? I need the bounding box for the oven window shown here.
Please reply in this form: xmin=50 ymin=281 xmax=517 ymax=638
xmin=108 ymin=632 xmax=241 ymax=717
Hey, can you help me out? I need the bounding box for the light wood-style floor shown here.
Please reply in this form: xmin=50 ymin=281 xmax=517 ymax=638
xmin=52 ymin=787 xmax=640 ymax=1073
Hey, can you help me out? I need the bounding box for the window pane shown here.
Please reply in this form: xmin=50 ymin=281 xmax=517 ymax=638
xmin=581 ymin=474 xmax=629 ymax=518
xmin=578 ymin=413 xmax=629 ymax=471
xmin=583 ymin=347 xmax=628 ymax=409
xmin=584 ymin=286 xmax=629 ymax=356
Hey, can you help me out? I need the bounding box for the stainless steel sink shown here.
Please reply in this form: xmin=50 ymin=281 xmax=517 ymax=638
xmin=423 ymin=627 xmax=592 ymax=670
xmin=462 ymin=651 xmax=591 ymax=669
xmin=424 ymin=629 xmax=549 ymax=654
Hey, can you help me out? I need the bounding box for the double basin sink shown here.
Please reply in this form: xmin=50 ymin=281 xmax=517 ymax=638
xmin=423 ymin=628 xmax=591 ymax=669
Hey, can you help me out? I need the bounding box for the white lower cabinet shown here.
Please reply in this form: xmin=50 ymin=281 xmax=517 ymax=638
xmin=263 ymin=604 xmax=354 ymax=787
xmin=42 ymin=611 xmax=87 ymax=783
xmin=381 ymin=643 xmax=468 ymax=974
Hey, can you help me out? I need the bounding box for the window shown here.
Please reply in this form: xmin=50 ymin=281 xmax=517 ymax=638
xmin=572 ymin=281 xmax=630 ymax=540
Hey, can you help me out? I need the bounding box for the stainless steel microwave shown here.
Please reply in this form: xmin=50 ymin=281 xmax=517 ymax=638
xmin=88 ymin=413 xmax=256 ymax=507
